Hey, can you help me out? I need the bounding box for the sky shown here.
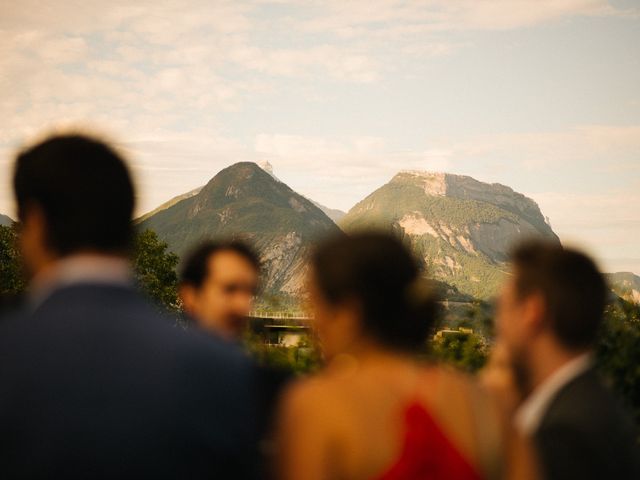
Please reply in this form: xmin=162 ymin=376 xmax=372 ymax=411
xmin=1 ymin=0 xmax=639 ymax=273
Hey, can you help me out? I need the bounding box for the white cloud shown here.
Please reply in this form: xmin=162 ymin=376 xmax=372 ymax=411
xmin=418 ymin=125 xmax=640 ymax=174
xmin=228 ymin=44 xmax=378 ymax=82
xmin=531 ymin=189 xmax=640 ymax=273
xmin=298 ymin=0 xmax=630 ymax=36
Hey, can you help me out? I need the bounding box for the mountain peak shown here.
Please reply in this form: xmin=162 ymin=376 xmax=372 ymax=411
xmin=391 ymin=170 xmax=551 ymax=235
xmin=393 ymin=170 xmax=516 ymax=197
xmin=198 ymin=162 xmax=275 ymax=200
xmin=138 ymin=161 xmax=342 ymax=295
xmin=258 ymin=160 xmax=280 ymax=181
xmin=393 ymin=171 xmax=449 ymax=196
xmin=341 ymin=169 xmax=560 ymax=299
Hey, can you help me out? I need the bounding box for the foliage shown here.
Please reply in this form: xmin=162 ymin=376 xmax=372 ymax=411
xmin=444 ymin=300 xmax=496 ymax=338
xmin=0 ymin=224 xmax=26 ymax=296
xmin=1 ymin=226 xmax=181 ymax=312
xmin=596 ymin=299 xmax=640 ymax=428
xmin=428 ymin=330 xmax=490 ymax=373
xmin=245 ymin=332 xmax=322 ymax=375
xmin=132 ymin=229 xmax=180 ymax=311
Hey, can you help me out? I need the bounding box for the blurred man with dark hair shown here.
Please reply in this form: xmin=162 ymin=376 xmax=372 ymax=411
xmin=180 ymin=240 xmax=291 ymax=479
xmin=495 ymin=240 xmax=638 ymax=479
xmin=0 ymin=134 xmax=258 ymax=478
xmin=179 ymin=240 xmax=260 ymax=341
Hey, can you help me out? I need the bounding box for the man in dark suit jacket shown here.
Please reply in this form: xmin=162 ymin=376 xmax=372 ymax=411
xmin=495 ymin=240 xmax=639 ymax=479
xmin=179 ymin=241 xmax=294 ymax=478
xmin=0 ymin=134 xmax=258 ymax=478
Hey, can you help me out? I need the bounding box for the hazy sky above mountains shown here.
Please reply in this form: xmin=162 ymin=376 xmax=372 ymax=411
xmin=1 ymin=0 xmax=639 ymax=273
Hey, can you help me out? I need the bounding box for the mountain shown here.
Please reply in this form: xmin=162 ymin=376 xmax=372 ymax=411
xmin=136 ymin=187 xmax=203 ymax=224
xmin=340 ymin=171 xmax=560 ymax=299
xmin=0 ymin=213 xmax=13 ymax=226
xmin=135 ymin=162 xmax=346 ymax=225
xmin=606 ymin=272 xmax=640 ymax=304
xmin=138 ymin=162 xmax=342 ymax=296
xmin=308 ymin=200 xmax=346 ymax=223
xmin=257 ymin=161 xmax=279 ymax=181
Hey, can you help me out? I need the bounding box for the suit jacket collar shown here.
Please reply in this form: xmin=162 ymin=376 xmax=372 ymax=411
xmin=515 ymin=352 xmax=594 ymax=435
xmin=29 ymin=255 xmax=134 ymax=311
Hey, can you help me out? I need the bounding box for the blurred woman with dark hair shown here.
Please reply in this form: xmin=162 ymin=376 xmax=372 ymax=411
xmin=276 ymin=232 xmax=537 ymax=480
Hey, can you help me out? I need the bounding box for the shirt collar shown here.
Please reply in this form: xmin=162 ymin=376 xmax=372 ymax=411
xmin=515 ymin=352 xmax=594 ymax=435
xmin=29 ymin=254 xmax=133 ymax=310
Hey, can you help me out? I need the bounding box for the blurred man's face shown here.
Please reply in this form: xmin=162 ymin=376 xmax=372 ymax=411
xmin=496 ymin=277 xmax=525 ymax=353
xmin=496 ymin=275 xmax=541 ymax=394
xmin=180 ymin=250 xmax=258 ymax=341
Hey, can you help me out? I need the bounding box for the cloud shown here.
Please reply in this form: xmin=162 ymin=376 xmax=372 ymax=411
xmin=253 ymin=133 xmax=458 ymax=210
xmin=531 ymin=189 xmax=640 ymax=273
xmin=298 ymin=0 xmax=630 ymax=37
xmin=415 ymin=125 xmax=640 ymax=175
xmin=251 ymin=125 xmax=640 ymax=253
xmin=228 ymin=44 xmax=378 ymax=82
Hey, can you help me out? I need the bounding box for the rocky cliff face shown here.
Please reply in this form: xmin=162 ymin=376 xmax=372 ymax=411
xmin=138 ymin=162 xmax=342 ymax=296
xmin=341 ymin=171 xmax=560 ymax=299
xmin=607 ymin=272 xmax=640 ymax=304
xmin=389 ymin=171 xmax=556 ymax=239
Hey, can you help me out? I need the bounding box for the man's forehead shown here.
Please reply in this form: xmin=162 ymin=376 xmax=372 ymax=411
xmin=206 ymin=250 xmax=258 ymax=279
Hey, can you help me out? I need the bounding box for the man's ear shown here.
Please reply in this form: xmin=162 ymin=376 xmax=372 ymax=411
xmin=19 ymin=203 xmax=56 ymax=276
xmin=21 ymin=203 xmax=47 ymax=241
xmin=521 ymin=291 xmax=547 ymax=335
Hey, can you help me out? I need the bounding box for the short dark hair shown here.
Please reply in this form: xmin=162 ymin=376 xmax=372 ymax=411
xmin=179 ymin=240 xmax=260 ymax=289
xmin=511 ymin=240 xmax=607 ymax=350
xmin=13 ymin=134 xmax=135 ymax=255
xmin=311 ymin=232 xmax=438 ymax=352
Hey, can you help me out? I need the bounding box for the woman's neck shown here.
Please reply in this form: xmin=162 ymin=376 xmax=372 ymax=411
xmin=327 ymin=338 xmax=413 ymax=375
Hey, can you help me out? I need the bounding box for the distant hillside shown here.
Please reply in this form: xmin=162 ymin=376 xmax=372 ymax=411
xmin=136 ymin=187 xmax=203 ymax=224
xmin=138 ymin=162 xmax=342 ymax=296
xmin=0 ymin=214 xmax=13 ymax=227
xmin=340 ymin=171 xmax=560 ymax=299
xmin=308 ymin=200 xmax=346 ymax=223
xmin=607 ymin=272 xmax=640 ymax=304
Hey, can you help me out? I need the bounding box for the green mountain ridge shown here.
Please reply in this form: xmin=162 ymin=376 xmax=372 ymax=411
xmin=138 ymin=162 xmax=342 ymax=295
xmin=136 ymin=187 xmax=203 ymax=224
xmin=340 ymin=171 xmax=560 ymax=299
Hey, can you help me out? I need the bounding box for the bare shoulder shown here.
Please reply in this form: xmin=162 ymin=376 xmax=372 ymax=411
xmin=279 ymin=371 xmax=347 ymax=420
xmin=418 ymin=363 xmax=477 ymax=397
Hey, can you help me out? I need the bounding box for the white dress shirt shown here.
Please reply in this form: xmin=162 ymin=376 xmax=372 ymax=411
xmin=29 ymin=254 xmax=133 ymax=310
xmin=515 ymin=352 xmax=594 ymax=435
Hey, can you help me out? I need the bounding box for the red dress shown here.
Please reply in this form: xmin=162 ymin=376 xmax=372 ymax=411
xmin=376 ymin=402 xmax=483 ymax=480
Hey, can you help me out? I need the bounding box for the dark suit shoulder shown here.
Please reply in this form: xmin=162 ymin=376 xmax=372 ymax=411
xmin=0 ymin=284 xmax=259 ymax=478
xmin=543 ymin=369 xmax=625 ymax=423
xmin=536 ymin=368 xmax=639 ymax=480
